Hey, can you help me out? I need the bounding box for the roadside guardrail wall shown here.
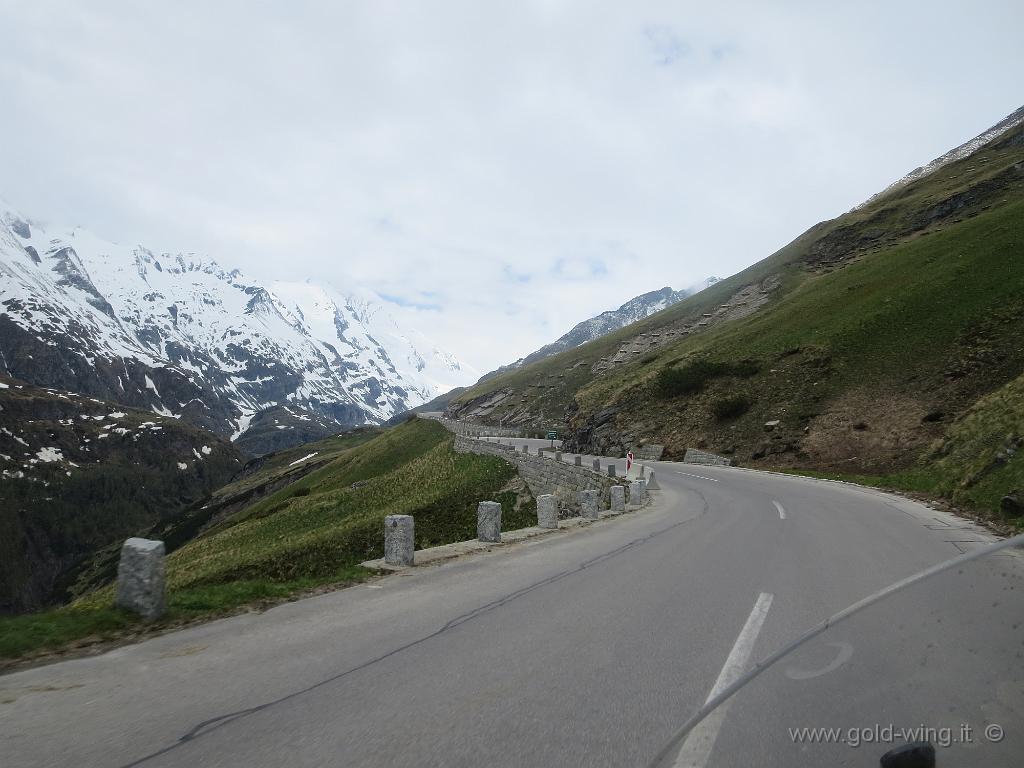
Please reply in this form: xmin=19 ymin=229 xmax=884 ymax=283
xmin=452 ymin=434 xmax=616 ymax=513
xmin=423 ymin=415 xmax=524 ymax=438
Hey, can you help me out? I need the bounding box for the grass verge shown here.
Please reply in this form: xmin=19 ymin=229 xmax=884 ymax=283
xmin=0 ymin=568 xmax=370 ymax=665
xmin=2 ymin=418 xmax=533 ymax=664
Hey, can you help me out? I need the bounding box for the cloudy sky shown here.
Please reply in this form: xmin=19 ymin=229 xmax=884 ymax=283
xmin=1 ymin=1 xmax=1022 ymax=374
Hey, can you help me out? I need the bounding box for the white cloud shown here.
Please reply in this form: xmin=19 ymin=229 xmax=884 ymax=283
xmin=0 ymin=1 xmax=1021 ymax=372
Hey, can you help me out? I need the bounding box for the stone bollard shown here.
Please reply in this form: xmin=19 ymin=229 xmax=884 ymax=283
xmin=384 ymin=515 xmax=415 ymax=566
xmin=592 ymin=458 xmax=601 ymax=472
xmin=607 ymin=464 xmax=617 ymax=478
xmin=478 ymin=501 xmax=502 ymax=542
xmin=610 ymin=485 xmax=626 ymax=512
xmin=580 ymin=489 xmax=599 ymax=520
xmin=629 ymin=479 xmax=645 ymax=507
xmin=555 ymin=451 xmax=562 ymax=461
xmin=640 ymin=465 xmax=646 ymax=477
xmin=522 ymin=444 xmax=529 ymax=453
xmin=574 ymin=455 xmax=582 ymax=466
xmin=537 ymin=494 xmax=559 ymax=529
xmin=537 ymin=446 xmax=545 ymax=456
xmin=646 ymin=471 xmax=660 ymax=490
xmin=116 ymin=538 xmax=166 ymax=620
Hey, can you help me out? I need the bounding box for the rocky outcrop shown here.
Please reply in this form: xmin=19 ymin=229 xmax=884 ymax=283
xmin=591 ymin=276 xmax=781 ymax=374
xmin=1000 ymin=491 xmax=1023 ymax=518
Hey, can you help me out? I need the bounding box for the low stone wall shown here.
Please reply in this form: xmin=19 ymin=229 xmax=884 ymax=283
xmin=683 ymin=448 xmax=732 ymax=466
xmin=635 ymin=444 xmax=665 ymax=460
xmin=425 ymin=415 xmax=523 ymax=438
xmin=454 ymin=434 xmax=615 ymax=514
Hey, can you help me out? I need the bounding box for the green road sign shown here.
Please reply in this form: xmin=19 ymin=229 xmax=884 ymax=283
xmin=546 ymin=431 xmax=557 ymax=440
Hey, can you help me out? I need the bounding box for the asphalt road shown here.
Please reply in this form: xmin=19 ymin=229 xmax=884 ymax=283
xmin=2 ymin=438 xmax=1022 ymax=767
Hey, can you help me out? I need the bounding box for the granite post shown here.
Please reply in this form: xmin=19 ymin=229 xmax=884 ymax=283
xmin=384 ymin=515 xmax=415 ymax=566
xmin=629 ymin=479 xmax=645 ymax=507
xmin=537 ymin=494 xmax=559 ymax=529
xmin=116 ymin=538 xmax=166 ymax=620
xmin=478 ymin=501 xmax=502 ymax=542
xmin=610 ymin=485 xmax=626 ymax=512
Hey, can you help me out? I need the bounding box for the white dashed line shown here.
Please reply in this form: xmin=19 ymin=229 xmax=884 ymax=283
xmin=772 ymin=500 xmax=786 ymax=520
xmin=676 ymin=471 xmax=719 ymax=482
xmin=673 ymin=592 xmax=774 ymax=767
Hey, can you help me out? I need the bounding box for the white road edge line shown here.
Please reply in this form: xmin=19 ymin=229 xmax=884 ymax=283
xmin=673 ymin=592 xmax=774 ymax=768
xmin=772 ymin=500 xmax=786 ymax=520
xmin=676 ymin=471 xmax=719 ymax=482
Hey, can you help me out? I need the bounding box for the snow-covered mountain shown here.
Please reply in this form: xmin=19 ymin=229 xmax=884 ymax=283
xmin=687 ymin=275 xmax=721 ymax=294
xmin=478 ymin=282 xmax=717 ymax=382
xmin=0 ymin=200 xmax=477 ymax=454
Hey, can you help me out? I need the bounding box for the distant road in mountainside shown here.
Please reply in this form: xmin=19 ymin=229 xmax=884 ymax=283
xmin=3 ymin=439 xmax=1022 ymax=768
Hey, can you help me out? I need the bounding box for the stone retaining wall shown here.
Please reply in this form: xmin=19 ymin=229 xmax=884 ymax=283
xmin=425 ymin=415 xmax=523 ymax=438
xmin=635 ymin=444 xmax=665 ymax=460
xmin=454 ymin=434 xmax=615 ymax=514
xmin=683 ymin=448 xmax=732 ymax=466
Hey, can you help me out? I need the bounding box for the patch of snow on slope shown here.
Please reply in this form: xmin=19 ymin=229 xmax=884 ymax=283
xmin=36 ymin=447 xmax=64 ymax=463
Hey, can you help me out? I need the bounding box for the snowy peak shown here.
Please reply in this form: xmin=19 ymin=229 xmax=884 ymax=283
xmin=271 ymin=280 xmax=477 ymax=397
xmin=479 ymin=282 xmax=709 ymax=381
xmin=0 ymin=202 xmax=475 ymax=454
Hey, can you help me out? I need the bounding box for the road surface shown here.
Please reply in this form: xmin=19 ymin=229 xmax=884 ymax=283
xmin=2 ymin=438 xmax=1022 ymax=767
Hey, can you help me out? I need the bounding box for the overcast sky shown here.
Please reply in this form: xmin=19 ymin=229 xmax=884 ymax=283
xmin=1 ymin=1 xmax=1022 ymax=373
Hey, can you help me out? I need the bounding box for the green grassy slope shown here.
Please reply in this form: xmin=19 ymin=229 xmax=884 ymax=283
xmin=210 ymin=427 xmax=384 ymax=503
xmin=1 ymin=418 xmax=533 ymax=661
xmin=158 ymin=418 xmax=532 ymax=588
xmin=448 ymin=118 xmax=1024 ymax=523
xmin=581 ymin=197 xmax=1024 ymax=466
xmin=930 ymin=372 xmax=1024 ymax=514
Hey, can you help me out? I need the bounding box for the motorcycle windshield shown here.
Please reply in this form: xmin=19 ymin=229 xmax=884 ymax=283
xmin=650 ymin=533 xmax=1024 ymax=768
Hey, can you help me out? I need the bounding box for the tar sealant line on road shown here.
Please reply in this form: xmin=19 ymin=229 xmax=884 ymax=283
xmin=772 ymin=500 xmax=786 ymax=520
xmin=119 ymin=501 xmax=700 ymax=768
xmin=671 ymin=592 xmax=775 ymax=768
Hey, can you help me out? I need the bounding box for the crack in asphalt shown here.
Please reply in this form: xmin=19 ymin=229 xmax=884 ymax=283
xmin=120 ymin=487 xmax=709 ymax=767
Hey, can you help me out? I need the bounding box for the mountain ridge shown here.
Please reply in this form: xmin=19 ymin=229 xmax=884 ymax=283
xmin=0 ymin=206 xmax=477 ymax=454
xmin=477 ymin=278 xmax=719 ymax=384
